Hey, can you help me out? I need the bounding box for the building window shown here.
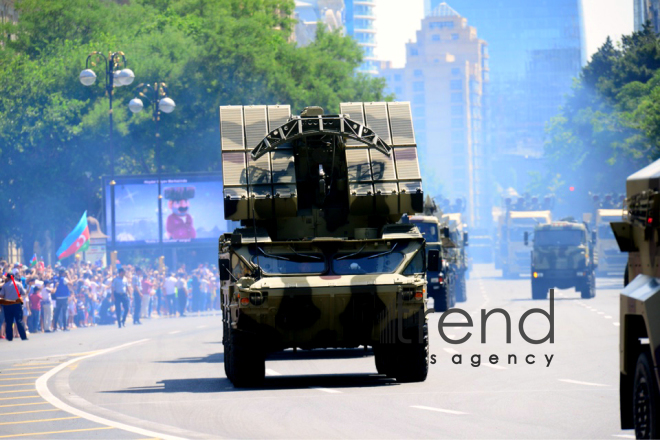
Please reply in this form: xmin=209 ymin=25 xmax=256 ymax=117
xmin=413 ymin=107 xmax=425 ymax=118
xmin=451 ymin=118 xmax=464 ymax=129
xmin=414 ymin=69 xmax=423 ymax=77
xmin=451 ymin=106 xmax=463 ymax=116
xmin=451 ymin=33 xmax=459 ymax=40
xmin=394 ymin=74 xmax=402 ymax=82
xmin=410 ymin=48 xmax=419 ymax=56
xmin=413 ymin=94 xmax=425 ymax=104
xmin=451 ymin=68 xmax=460 ymax=76
xmin=451 ymin=131 xmax=463 ymax=142
xmin=413 ymin=81 xmax=425 ymax=92
xmin=451 ymin=93 xmax=463 ymax=103
xmin=430 ymin=21 xmax=454 ymax=29
xmin=432 ymin=34 xmax=441 ymax=41
xmin=450 ymin=80 xmax=462 ymax=91
xmin=395 ymin=87 xmax=403 ymax=95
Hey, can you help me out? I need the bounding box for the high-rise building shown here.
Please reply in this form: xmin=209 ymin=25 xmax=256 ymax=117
xmin=293 ymin=0 xmax=378 ymax=74
xmin=344 ymin=0 xmax=378 ymax=74
xmin=634 ymin=0 xmax=660 ymax=32
xmin=423 ymin=0 xmax=585 ymax=193
xmin=381 ymin=3 xmax=489 ymax=227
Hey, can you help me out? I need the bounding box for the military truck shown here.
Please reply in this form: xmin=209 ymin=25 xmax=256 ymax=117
xmin=218 ymin=102 xmax=431 ymax=387
xmin=611 ymin=159 xmax=660 ymax=438
xmin=441 ymin=212 xmax=469 ymax=301
xmin=408 ymin=213 xmax=455 ymax=311
xmin=594 ymin=208 xmax=626 ymax=276
xmin=525 ymin=220 xmax=597 ymax=300
xmin=500 ymin=209 xmax=552 ymax=278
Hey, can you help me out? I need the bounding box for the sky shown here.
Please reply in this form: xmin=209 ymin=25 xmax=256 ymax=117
xmin=375 ymin=0 xmax=635 ymax=68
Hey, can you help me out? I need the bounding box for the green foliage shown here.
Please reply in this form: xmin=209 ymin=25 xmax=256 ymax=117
xmin=0 ymin=0 xmax=388 ymax=256
xmin=543 ymin=24 xmax=660 ymax=200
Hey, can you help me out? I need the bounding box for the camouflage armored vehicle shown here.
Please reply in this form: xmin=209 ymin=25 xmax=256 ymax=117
xmin=526 ymin=220 xmax=596 ymax=300
xmin=408 ymin=213 xmax=456 ymax=311
xmin=218 ymin=102 xmax=431 ymax=387
xmin=611 ymin=159 xmax=660 ymax=438
xmin=441 ymin=212 xmax=469 ymax=302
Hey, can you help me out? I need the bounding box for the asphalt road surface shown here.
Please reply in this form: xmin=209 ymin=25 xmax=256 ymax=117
xmin=0 ymin=264 xmax=633 ymax=439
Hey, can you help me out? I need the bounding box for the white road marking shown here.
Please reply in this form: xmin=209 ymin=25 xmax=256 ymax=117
xmin=443 ymin=348 xmax=460 ymax=355
xmin=558 ymin=379 xmax=609 ymax=387
xmin=168 ymin=331 xmax=181 ymax=335
xmin=604 ymin=316 xmax=612 ymax=319
xmin=265 ymin=369 xmax=282 ymax=376
xmin=36 ymin=340 xmax=187 ymax=440
xmin=411 ymin=405 xmax=468 ymax=415
xmin=598 ymin=312 xmax=605 ymax=315
xmin=196 ymin=325 xmax=208 ymax=329
xmin=614 ymin=322 xmax=620 ymax=327
xmin=310 ymin=387 xmax=342 ymax=394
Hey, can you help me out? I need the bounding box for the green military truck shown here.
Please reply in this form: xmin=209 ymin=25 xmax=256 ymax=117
xmin=611 ymin=159 xmax=660 ymax=438
xmin=441 ymin=212 xmax=469 ymax=302
xmin=218 ymin=102 xmax=432 ymax=387
xmin=526 ymin=220 xmax=597 ymax=300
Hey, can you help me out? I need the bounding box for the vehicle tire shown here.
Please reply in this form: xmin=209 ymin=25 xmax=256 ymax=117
xmin=531 ymin=279 xmax=547 ymax=300
xmin=455 ymin=274 xmax=467 ymax=303
xmin=433 ymin=284 xmax=451 ymax=312
xmin=633 ymin=351 xmax=660 ymax=439
xmin=394 ymin=324 xmax=429 ymax=383
xmin=580 ymin=274 xmax=596 ymax=299
xmin=229 ymin=330 xmax=265 ymax=388
xmin=374 ymin=344 xmax=396 ymax=377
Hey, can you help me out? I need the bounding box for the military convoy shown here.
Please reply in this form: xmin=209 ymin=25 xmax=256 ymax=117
xmin=612 ymin=159 xmax=660 ymax=438
xmin=218 ymin=102 xmax=432 ymax=387
xmin=526 ymin=220 xmax=597 ymax=300
xmin=593 ymin=208 xmax=626 ymax=276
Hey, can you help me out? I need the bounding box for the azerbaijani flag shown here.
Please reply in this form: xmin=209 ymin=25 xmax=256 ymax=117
xmin=57 ymin=211 xmax=90 ymax=260
xmin=29 ymin=254 xmax=37 ymax=267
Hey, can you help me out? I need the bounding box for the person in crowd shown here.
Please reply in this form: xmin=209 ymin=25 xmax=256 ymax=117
xmin=28 ymin=285 xmax=42 ymax=333
xmin=41 ymin=281 xmax=53 ymax=333
xmin=176 ymin=272 xmax=188 ymax=317
xmin=164 ymin=273 xmax=177 ymax=317
xmin=131 ymin=268 xmax=142 ymax=325
xmin=52 ymin=269 xmax=72 ymax=331
xmin=191 ymin=272 xmax=201 ymax=313
xmin=0 ymin=273 xmax=28 ymax=341
xmin=141 ymin=272 xmax=153 ymax=319
xmin=112 ymin=268 xmax=130 ymax=328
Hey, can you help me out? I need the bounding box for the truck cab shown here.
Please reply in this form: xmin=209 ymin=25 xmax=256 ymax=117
xmin=501 ymin=210 xmax=552 ymax=278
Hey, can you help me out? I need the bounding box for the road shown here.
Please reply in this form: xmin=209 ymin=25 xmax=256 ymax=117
xmin=0 ymin=264 xmax=633 ymax=439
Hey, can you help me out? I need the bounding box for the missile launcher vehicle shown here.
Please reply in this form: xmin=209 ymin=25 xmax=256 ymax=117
xmin=218 ymin=102 xmax=432 ymax=387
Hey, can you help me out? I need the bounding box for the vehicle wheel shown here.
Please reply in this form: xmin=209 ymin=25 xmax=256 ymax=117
xmin=433 ymin=284 xmax=451 ymax=312
xmin=580 ymin=274 xmax=596 ymax=299
xmin=394 ymin=324 xmax=429 ymax=383
xmin=229 ymin=330 xmax=265 ymax=387
xmin=374 ymin=344 xmax=395 ymax=377
xmin=455 ymin=275 xmax=467 ymax=303
xmin=633 ymin=351 xmax=660 ymax=439
xmin=532 ymin=279 xmax=547 ymax=300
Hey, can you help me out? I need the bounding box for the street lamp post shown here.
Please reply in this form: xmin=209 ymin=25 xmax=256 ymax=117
xmin=129 ymin=82 xmax=176 ymax=252
xmin=80 ymin=52 xmax=135 ymax=251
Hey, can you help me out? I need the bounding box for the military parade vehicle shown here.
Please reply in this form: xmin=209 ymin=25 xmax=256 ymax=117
xmin=497 ymin=196 xmax=553 ymax=278
xmin=408 ymin=210 xmax=456 ymax=312
xmin=441 ymin=211 xmax=469 ymax=302
xmin=594 ymin=208 xmax=626 ymax=276
xmin=218 ymin=102 xmax=432 ymax=387
xmin=611 ymin=158 xmax=660 ymax=438
xmin=525 ymin=220 xmax=597 ymax=300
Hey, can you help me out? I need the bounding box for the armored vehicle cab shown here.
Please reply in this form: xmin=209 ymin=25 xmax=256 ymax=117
xmin=612 ymin=158 xmax=660 ymax=438
xmin=526 ymin=221 xmax=596 ymax=300
xmin=218 ymin=102 xmax=430 ymax=387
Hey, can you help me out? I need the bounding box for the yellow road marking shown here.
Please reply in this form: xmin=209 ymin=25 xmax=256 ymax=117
xmin=65 ymin=351 xmax=100 ymax=357
xmin=0 ymin=403 xmax=49 ymax=408
xmin=0 ymin=384 xmax=33 ymax=388
xmin=0 ymin=416 xmax=79 ymax=425
xmin=0 ymin=389 xmax=36 ymax=394
xmin=0 ymin=426 xmax=113 ymax=438
xmin=0 ymin=396 xmax=40 ymax=401
xmin=0 ymin=372 xmax=47 ymax=376
xmin=12 ymin=364 xmax=61 ymax=367
xmin=0 ymin=409 xmax=59 ymax=416
xmin=0 ymin=378 xmax=39 ymax=381
xmin=4 ymin=367 xmax=54 ymax=371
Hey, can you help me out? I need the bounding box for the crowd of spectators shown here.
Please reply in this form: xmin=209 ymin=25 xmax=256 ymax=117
xmin=0 ymin=259 xmax=220 ymax=340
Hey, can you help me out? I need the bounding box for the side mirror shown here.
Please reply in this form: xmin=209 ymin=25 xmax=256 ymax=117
xmin=427 ymin=250 xmax=441 ymax=272
xmin=219 ymin=259 xmax=231 ymax=282
xmin=463 ymin=232 xmax=469 ymax=247
xmin=524 ymin=231 xmax=529 ymax=246
xmin=441 ymin=227 xmax=450 ymax=238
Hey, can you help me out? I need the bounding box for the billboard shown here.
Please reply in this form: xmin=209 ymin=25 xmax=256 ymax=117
xmin=104 ymin=174 xmax=226 ymax=247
